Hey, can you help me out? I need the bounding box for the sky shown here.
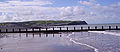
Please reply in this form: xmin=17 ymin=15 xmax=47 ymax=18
xmin=0 ymin=0 xmax=120 ymax=24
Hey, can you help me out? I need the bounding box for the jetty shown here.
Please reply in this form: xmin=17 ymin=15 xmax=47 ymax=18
xmin=0 ymin=26 xmax=120 ymax=33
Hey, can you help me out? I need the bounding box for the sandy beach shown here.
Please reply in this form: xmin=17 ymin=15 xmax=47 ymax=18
xmin=0 ymin=33 xmax=94 ymax=52
xmin=0 ymin=30 xmax=120 ymax=52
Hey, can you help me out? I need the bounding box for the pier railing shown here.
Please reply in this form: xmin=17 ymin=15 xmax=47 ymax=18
xmin=0 ymin=26 xmax=120 ymax=33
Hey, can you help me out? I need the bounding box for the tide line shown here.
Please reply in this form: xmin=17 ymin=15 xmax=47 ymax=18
xmin=89 ymin=31 xmax=120 ymax=37
xmin=67 ymin=32 xmax=99 ymax=52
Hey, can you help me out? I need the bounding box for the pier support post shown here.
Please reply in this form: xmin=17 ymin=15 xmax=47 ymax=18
xmin=39 ymin=28 xmax=41 ymax=31
xmin=6 ymin=29 xmax=8 ymax=32
xmin=19 ymin=28 xmax=21 ymax=32
xmin=67 ymin=27 xmax=68 ymax=30
xmin=74 ymin=27 xmax=76 ymax=30
xmin=60 ymin=27 xmax=62 ymax=30
xmin=26 ymin=28 xmax=27 ymax=31
xmin=0 ymin=29 xmax=1 ymax=32
xmin=12 ymin=29 xmax=14 ymax=32
xmin=81 ymin=27 xmax=83 ymax=30
xmin=116 ymin=26 xmax=118 ymax=29
xmin=53 ymin=27 xmax=54 ymax=31
xmin=32 ymin=28 xmax=34 ymax=31
xmin=102 ymin=26 xmax=104 ymax=29
xmin=95 ymin=26 xmax=97 ymax=29
xmin=88 ymin=26 xmax=90 ymax=30
xmin=46 ymin=28 xmax=48 ymax=31
xmin=109 ymin=26 xmax=111 ymax=30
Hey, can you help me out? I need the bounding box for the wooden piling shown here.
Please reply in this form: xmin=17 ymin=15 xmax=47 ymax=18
xmin=26 ymin=28 xmax=27 ymax=31
xmin=12 ymin=29 xmax=14 ymax=32
xmin=109 ymin=26 xmax=111 ymax=30
xmin=6 ymin=29 xmax=8 ymax=32
xmin=32 ymin=28 xmax=34 ymax=31
xmin=39 ymin=28 xmax=41 ymax=31
xmin=88 ymin=26 xmax=90 ymax=30
xmin=74 ymin=27 xmax=76 ymax=30
xmin=81 ymin=27 xmax=83 ymax=30
xmin=46 ymin=28 xmax=48 ymax=31
xmin=19 ymin=28 xmax=21 ymax=32
xmin=102 ymin=26 xmax=104 ymax=29
xmin=116 ymin=26 xmax=118 ymax=29
xmin=60 ymin=27 xmax=62 ymax=30
xmin=53 ymin=27 xmax=54 ymax=31
xmin=67 ymin=27 xmax=68 ymax=30
xmin=0 ymin=29 xmax=1 ymax=32
xmin=95 ymin=26 xmax=97 ymax=29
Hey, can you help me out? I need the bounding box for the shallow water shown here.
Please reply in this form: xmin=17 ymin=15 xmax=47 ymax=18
xmin=72 ymin=30 xmax=120 ymax=52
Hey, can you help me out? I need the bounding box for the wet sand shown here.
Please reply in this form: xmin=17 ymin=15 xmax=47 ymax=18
xmin=0 ymin=33 xmax=94 ymax=52
xmin=1 ymin=30 xmax=120 ymax=52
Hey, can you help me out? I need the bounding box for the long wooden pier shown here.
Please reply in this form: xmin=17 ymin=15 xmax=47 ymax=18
xmin=0 ymin=26 xmax=120 ymax=33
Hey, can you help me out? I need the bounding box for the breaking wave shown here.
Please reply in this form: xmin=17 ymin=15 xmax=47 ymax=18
xmin=67 ymin=32 xmax=99 ymax=52
xmin=89 ymin=31 xmax=120 ymax=37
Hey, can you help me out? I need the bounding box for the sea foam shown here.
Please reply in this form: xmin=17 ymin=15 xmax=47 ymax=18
xmin=89 ymin=31 xmax=120 ymax=37
xmin=67 ymin=32 xmax=99 ymax=52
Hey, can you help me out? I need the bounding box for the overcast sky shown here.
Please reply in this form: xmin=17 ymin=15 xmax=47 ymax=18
xmin=0 ymin=0 xmax=120 ymax=24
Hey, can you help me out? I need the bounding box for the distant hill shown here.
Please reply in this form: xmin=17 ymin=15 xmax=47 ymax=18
xmin=0 ymin=20 xmax=87 ymax=28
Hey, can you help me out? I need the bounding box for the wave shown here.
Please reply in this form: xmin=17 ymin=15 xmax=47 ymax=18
xmin=67 ymin=32 xmax=99 ymax=52
xmin=89 ymin=31 xmax=120 ymax=37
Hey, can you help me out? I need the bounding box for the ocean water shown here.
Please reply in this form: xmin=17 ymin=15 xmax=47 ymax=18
xmin=0 ymin=24 xmax=120 ymax=52
xmin=72 ymin=30 xmax=120 ymax=52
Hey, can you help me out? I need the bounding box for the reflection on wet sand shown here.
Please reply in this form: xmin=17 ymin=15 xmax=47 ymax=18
xmin=26 ymin=33 xmax=28 ymax=37
xmin=39 ymin=33 xmax=41 ymax=37
xmin=17 ymin=33 xmax=63 ymax=38
xmin=0 ymin=32 xmax=94 ymax=52
xmin=0 ymin=32 xmax=70 ymax=38
xmin=19 ymin=33 xmax=21 ymax=37
xmin=0 ymin=33 xmax=6 ymax=38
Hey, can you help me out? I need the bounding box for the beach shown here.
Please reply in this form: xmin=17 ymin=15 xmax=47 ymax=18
xmin=0 ymin=30 xmax=120 ymax=52
xmin=0 ymin=32 xmax=95 ymax=52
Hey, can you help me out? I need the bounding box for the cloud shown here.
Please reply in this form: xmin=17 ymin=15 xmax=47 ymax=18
xmin=78 ymin=0 xmax=120 ymax=23
xmin=0 ymin=0 xmax=54 ymax=22
xmin=0 ymin=6 xmax=60 ymax=22
xmin=0 ymin=0 xmax=120 ymax=24
xmin=0 ymin=0 xmax=52 ymax=7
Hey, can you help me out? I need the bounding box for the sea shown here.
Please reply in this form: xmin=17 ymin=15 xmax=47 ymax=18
xmin=0 ymin=24 xmax=120 ymax=52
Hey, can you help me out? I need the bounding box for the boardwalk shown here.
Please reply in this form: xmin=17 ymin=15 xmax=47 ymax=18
xmin=0 ymin=26 xmax=120 ymax=33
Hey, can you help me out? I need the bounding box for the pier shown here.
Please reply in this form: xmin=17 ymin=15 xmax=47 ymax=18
xmin=0 ymin=26 xmax=120 ymax=33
